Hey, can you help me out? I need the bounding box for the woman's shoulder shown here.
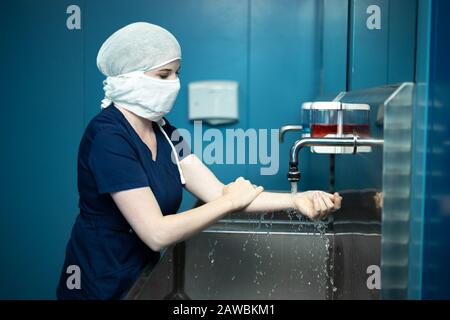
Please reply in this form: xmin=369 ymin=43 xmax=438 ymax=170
xmin=79 ymin=107 xmax=134 ymax=154
xmin=90 ymin=106 xmax=127 ymax=131
xmin=85 ymin=107 xmax=131 ymax=139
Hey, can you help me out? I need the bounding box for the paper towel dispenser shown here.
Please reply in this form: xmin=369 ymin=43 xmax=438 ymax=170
xmin=188 ymin=80 xmax=239 ymax=125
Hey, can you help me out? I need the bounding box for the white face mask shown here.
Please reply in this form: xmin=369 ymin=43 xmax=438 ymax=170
xmin=101 ymin=70 xmax=180 ymax=123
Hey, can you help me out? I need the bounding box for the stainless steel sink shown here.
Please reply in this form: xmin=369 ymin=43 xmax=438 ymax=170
xmin=126 ymin=190 xmax=382 ymax=300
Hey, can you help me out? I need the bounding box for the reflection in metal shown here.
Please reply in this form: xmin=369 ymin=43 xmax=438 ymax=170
xmin=162 ymin=242 xmax=190 ymax=300
xmin=338 ymin=84 xmax=401 ymax=106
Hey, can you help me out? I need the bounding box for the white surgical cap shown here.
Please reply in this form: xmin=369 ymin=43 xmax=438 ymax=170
xmin=96 ymin=22 xmax=181 ymax=77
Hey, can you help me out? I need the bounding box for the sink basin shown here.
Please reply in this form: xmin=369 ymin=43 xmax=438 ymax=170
xmin=125 ymin=190 xmax=382 ymax=300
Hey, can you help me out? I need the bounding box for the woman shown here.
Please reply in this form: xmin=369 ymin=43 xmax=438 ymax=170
xmin=56 ymin=22 xmax=342 ymax=300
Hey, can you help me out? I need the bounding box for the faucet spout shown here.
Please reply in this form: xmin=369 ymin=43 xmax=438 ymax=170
xmin=288 ymin=137 xmax=384 ymax=182
xmin=279 ymin=125 xmax=303 ymax=143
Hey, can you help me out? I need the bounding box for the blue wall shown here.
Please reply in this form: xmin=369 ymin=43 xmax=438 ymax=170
xmin=409 ymin=0 xmax=431 ymax=300
xmin=323 ymin=0 xmax=417 ymax=191
xmin=0 ymin=0 xmax=322 ymax=299
xmin=0 ymin=0 xmax=426 ymax=299
xmin=409 ymin=0 xmax=450 ymax=299
xmin=420 ymin=0 xmax=450 ymax=299
xmin=0 ymin=0 xmax=84 ymax=299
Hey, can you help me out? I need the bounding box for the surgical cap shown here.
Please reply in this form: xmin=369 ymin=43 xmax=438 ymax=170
xmin=96 ymin=22 xmax=181 ymax=77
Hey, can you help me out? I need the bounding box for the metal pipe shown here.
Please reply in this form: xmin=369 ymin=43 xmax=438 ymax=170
xmin=288 ymin=137 xmax=384 ymax=182
xmin=279 ymin=125 xmax=303 ymax=143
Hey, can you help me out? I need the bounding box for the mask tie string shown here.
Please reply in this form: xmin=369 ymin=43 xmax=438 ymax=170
xmin=157 ymin=122 xmax=186 ymax=185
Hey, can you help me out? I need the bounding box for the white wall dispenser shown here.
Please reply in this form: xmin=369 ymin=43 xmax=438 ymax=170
xmin=188 ymin=81 xmax=239 ymax=125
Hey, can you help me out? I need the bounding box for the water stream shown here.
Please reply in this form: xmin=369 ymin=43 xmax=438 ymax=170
xmin=203 ymin=182 xmax=337 ymax=298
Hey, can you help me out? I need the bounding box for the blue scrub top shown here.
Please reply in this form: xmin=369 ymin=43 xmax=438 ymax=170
xmin=56 ymin=105 xmax=190 ymax=300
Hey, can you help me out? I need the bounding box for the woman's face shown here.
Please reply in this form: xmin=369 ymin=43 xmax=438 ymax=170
xmin=144 ymin=59 xmax=180 ymax=80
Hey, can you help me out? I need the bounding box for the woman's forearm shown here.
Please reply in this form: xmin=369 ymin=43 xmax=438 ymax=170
xmin=158 ymin=192 xmax=295 ymax=248
xmin=112 ymin=186 xmax=234 ymax=252
xmin=180 ymin=156 xmax=296 ymax=215
xmin=156 ymin=187 xmax=277 ymax=248
xmin=156 ymin=196 xmax=234 ymax=248
xmin=241 ymin=191 xmax=295 ymax=213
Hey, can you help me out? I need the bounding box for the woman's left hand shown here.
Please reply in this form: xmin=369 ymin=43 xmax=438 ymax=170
xmin=293 ymin=191 xmax=342 ymax=220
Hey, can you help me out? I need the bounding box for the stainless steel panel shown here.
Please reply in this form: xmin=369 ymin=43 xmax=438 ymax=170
xmin=127 ymin=231 xmax=380 ymax=300
xmin=184 ymin=231 xmax=333 ymax=300
xmin=332 ymin=234 xmax=381 ymax=300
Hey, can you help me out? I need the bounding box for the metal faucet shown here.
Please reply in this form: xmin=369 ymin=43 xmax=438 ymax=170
xmin=279 ymin=125 xmax=303 ymax=143
xmin=287 ymin=136 xmax=384 ymax=182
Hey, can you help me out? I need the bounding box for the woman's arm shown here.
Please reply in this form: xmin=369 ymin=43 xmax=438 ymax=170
xmin=180 ymin=154 xmax=342 ymax=218
xmin=241 ymin=191 xmax=341 ymax=220
xmin=180 ymin=154 xmax=290 ymax=211
xmin=111 ymin=177 xmax=263 ymax=252
xmin=180 ymin=154 xmax=225 ymax=203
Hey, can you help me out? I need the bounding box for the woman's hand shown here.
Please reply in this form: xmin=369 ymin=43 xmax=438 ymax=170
xmin=293 ymin=191 xmax=342 ymax=220
xmin=222 ymin=177 xmax=264 ymax=212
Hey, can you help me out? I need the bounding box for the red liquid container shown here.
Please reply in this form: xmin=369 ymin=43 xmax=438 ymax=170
xmin=310 ymin=102 xmax=340 ymax=137
xmin=343 ymin=103 xmax=370 ymax=137
xmin=311 ymin=124 xmax=338 ymax=137
xmin=343 ymin=124 xmax=370 ymax=137
xmin=309 ymin=102 xmax=370 ymax=152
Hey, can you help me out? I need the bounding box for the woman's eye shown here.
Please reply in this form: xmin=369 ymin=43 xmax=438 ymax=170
xmin=159 ymin=74 xmax=169 ymax=79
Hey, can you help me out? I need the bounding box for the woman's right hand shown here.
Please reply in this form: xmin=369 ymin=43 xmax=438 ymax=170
xmin=222 ymin=177 xmax=264 ymax=212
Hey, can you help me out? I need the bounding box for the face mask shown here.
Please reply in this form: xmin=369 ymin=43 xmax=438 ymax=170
xmin=101 ymin=70 xmax=180 ymax=123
